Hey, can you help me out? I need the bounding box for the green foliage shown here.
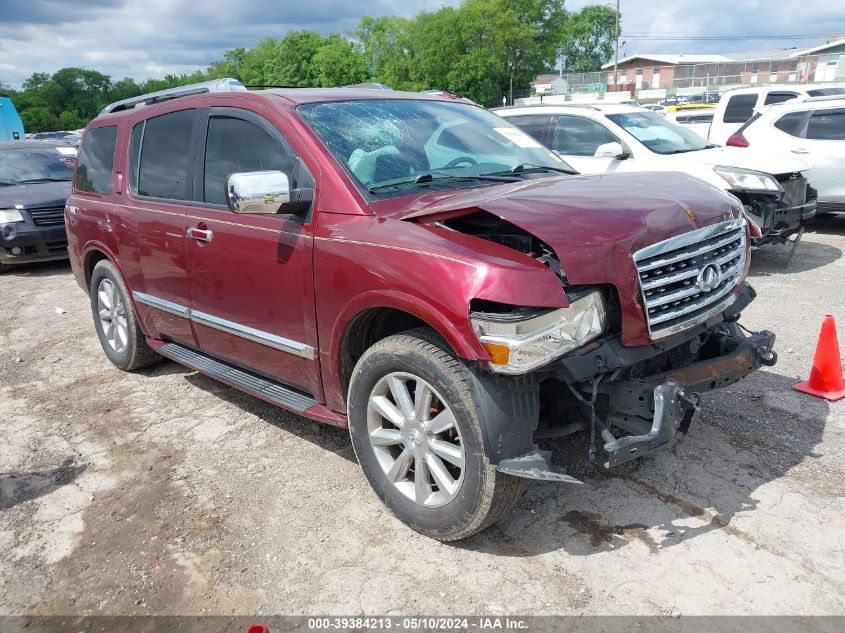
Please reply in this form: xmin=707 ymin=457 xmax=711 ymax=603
xmin=560 ymin=4 xmax=618 ymax=72
xmin=3 ymin=0 xmax=618 ymax=131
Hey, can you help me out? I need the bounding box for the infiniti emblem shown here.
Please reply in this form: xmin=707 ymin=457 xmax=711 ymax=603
xmin=696 ymin=263 xmax=723 ymax=292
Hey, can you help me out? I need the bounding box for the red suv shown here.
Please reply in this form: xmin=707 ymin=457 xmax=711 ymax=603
xmin=66 ymin=79 xmax=776 ymax=540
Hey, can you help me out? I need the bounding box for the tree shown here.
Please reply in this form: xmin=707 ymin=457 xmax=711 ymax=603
xmin=355 ymin=16 xmax=419 ymax=90
xmin=560 ymin=4 xmax=618 ymax=72
xmin=20 ymin=107 xmax=58 ymax=132
xmin=313 ymin=35 xmax=370 ymax=87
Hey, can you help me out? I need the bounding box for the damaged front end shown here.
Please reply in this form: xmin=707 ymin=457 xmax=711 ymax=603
xmin=730 ymin=171 xmax=817 ymax=252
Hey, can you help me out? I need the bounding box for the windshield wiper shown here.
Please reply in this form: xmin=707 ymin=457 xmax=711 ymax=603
xmin=368 ymin=171 xmax=519 ymax=193
xmin=0 ymin=181 xmax=16 ymax=186
xmin=482 ymin=163 xmax=579 ymax=177
xmin=16 ymin=178 xmax=72 ymax=183
xmin=662 ymin=145 xmax=715 ymax=155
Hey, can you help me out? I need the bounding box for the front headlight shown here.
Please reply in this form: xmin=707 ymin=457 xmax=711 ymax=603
xmin=470 ymin=291 xmax=606 ymax=375
xmin=0 ymin=208 xmax=25 ymax=224
xmin=713 ymin=166 xmax=782 ymax=193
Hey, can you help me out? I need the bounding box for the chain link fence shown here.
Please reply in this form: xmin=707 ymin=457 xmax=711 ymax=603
xmin=523 ymin=52 xmax=845 ymax=103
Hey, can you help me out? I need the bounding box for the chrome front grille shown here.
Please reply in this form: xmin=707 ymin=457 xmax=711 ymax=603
xmin=633 ymin=219 xmax=747 ymax=339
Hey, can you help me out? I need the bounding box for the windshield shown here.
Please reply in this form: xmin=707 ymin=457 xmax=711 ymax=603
xmin=606 ymin=111 xmax=713 ymax=155
xmin=0 ymin=147 xmax=75 ymax=185
xmin=298 ymin=99 xmax=572 ymax=194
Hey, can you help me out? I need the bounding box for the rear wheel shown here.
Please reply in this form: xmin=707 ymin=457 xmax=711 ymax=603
xmin=348 ymin=328 xmax=526 ymax=541
xmin=89 ymin=260 xmax=160 ymax=371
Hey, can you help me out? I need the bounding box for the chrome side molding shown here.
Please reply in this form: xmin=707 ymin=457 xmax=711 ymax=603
xmin=131 ymin=291 xmax=315 ymax=360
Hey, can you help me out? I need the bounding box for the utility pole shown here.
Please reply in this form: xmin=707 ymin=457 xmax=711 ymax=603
xmin=613 ymin=0 xmax=620 ymax=89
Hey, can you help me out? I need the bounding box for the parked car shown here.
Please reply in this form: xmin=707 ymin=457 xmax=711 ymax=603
xmin=709 ymin=85 xmax=845 ymax=145
xmin=0 ymin=97 xmax=25 ymax=141
xmin=497 ymin=103 xmax=816 ymax=249
xmin=66 ymin=80 xmax=777 ymax=540
xmin=728 ymin=95 xmax=845 ymax=214
xmin=683 ymin=92 xmax=720 ymax=105
xmin=665 ymin=104 xmax=717 ymax=137
xmin=0 ymin=141 xmax=76 ymax=271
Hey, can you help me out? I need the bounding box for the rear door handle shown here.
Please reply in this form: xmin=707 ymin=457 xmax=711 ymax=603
xmin=791 ymin=148 xmax=809 ymax=154
xmin=187 ymin=227 xmax=213 ymax=242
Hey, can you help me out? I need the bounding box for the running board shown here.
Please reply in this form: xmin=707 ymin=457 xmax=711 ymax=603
xmin=158 ymin=342 xmax=317 ymax=413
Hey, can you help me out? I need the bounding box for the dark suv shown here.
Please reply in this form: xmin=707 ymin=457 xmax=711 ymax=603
xmin=0 ymin=141 xmax=76 ymax=271
xmin=65 ymin=79 xmax=777 ymax=540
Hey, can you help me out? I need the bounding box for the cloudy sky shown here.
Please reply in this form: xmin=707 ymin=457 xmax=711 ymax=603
xmin=2 ymin=0 xmax=844 ymax=88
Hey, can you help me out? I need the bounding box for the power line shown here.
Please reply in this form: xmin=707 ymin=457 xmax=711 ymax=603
xmin=623 ymin=33 xmax=845 ymax=41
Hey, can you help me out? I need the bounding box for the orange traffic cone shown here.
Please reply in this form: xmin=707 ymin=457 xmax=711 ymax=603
xmin=793 ymin=314 xmax=845 ymax=401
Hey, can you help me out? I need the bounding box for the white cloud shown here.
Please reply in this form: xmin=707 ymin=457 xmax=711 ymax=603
xmin=1 ymin=0 xmax=843 ymax=88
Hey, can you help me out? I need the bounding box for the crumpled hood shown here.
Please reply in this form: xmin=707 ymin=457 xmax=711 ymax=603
xmin=680 ymin=146 xmax=809 ymax=175
xmin=0 ymin=181 xmax=71 ymax=209
xmin=392 ymin=171 xmax=744 ymax=345
xmin=396 ymin=171 xmax=740 ymax=285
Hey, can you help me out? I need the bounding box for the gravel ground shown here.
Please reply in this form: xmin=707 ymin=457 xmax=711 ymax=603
xmin=1 ymin=215 xmax=844 ymax=619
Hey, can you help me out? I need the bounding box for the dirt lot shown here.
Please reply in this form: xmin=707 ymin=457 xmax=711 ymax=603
xmin=1 ymin=216 xmax=844 ymax=619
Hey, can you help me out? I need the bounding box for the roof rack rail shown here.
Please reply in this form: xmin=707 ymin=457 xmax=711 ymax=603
xmin=99 ymin=78 xmax=247 ymax=115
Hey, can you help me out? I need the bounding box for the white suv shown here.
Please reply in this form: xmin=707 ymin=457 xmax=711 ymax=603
xmin=728 ymin=95 xmax=845 ymax=214
xmin=496 ymin=103 xmax=816 ymax=246
xmin=708 ymin=85 xmax=845 ymax=145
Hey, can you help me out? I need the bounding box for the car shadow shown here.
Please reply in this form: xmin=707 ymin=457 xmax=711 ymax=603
xmin=0 ymin=457 xmax=88 ymax=511
xmin=180 ymin=369 xmax=356 ymax=464
xmin=139 ymin=360 xmax=828 ymax=556
xmin=2 ymin=259 xmax=72 ymax=278
xmin=455 ymin=369 xmax=830 ymax=557
xmin=748 ymin=237 xmax=841 ymax=276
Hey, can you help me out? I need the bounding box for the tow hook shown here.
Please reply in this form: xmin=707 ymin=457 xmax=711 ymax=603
xmin=603 ymin=380 xmax=699 ymax=468
xmin=757 ymin=346 xmax=778 ymax=367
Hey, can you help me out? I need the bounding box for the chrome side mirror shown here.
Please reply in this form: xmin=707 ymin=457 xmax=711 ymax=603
xmin=594 ymin=142 xmax=627 ymax=159
xmin=226 ymin=171 xmax=290 ymax=214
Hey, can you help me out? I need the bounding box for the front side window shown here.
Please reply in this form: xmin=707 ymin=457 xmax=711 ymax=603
xmin=606 ymin=111 xmax=712 ymax=155
xmin=0 ymin=146 xmax=75 ymax=187
xmin=552 ymin=116 xmax=618 ymax=156
xmin=203 ymin=116 xmax=294 ymax=206
xmin=298 ymin=99 xmax=568 ymax=195
xmin=136 ymin=109 xmax=196 ymax=201
xmin=75 ymin=126 xmax=116 ymax=194
xmin=723 ymin=94 xmax=758 ymax=123
xmin=806 ymin=109 xmax=845 ymax=140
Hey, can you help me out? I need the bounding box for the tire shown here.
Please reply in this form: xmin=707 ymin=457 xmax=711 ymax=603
xmin=89 ymin=259 xmax=161 ymax=371
xmin=347 ymin=328 xmax=526 ymax=541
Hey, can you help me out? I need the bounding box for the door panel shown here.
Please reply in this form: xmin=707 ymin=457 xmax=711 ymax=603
xmin=119 ymin=108 xmax=199 ymax=346
xmin=186 ymin=107 xmax=321 ymax=397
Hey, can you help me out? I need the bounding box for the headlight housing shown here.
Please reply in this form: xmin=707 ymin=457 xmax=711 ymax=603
xmin=470 ymin=291 xmax=606 ymax=375
xmin=714 ymin=166 xmax=782 ymax=193
xmin=0 ymin=208 xmax=24 ymax=224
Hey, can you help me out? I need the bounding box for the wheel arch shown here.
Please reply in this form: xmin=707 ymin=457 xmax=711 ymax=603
xmin=327 ymin=291 xmax=487 ymax=412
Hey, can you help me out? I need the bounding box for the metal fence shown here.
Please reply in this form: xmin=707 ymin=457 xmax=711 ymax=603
xmin=530 ymin=52 xmax=845 ymax=101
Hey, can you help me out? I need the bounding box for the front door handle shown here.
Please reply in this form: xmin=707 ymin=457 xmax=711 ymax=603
xmin=187 ymin=227 xmax=213 ymax=243
xmin=791 ymin=148 xmax=810 ymax=154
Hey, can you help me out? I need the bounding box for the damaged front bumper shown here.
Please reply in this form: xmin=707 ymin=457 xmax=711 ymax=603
xmin=584 ymin=326 xmax=776 ymax=468
xmin=470 ymin=287 xmax=776 ymax=481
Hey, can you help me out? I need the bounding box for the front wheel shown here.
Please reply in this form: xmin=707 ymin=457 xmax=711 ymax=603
xmin=89 ymin=259 xmax=161 ymax=371
xmin=347 ymin=328 xmax=526 ymax=541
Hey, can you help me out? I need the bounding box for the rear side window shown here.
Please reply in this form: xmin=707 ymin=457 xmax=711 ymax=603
xmin=763 ymin=91 xmax=798 ymax=106
xmin=773 ymin=112 xmax=807 ymax=137
xmin=75 ymin=126 xmax=117 ymax=194
xmin=136 ymin=109 xmax=196 ymax=201
xmin=552 ymin=115 xmax=617 ymax=156
xmin=722 ymin=94 xmax=758 ymax=123
xmin=203 ymin=116 xmax=294 ymax=206
xmin=507 ymin=115 xmax=550 ymax=144
xmin=806 ymin=109 xmax=845 ymax=140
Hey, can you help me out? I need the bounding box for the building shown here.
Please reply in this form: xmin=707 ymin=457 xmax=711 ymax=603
xmin=598 ymin=38 xmax=845 ymax=93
